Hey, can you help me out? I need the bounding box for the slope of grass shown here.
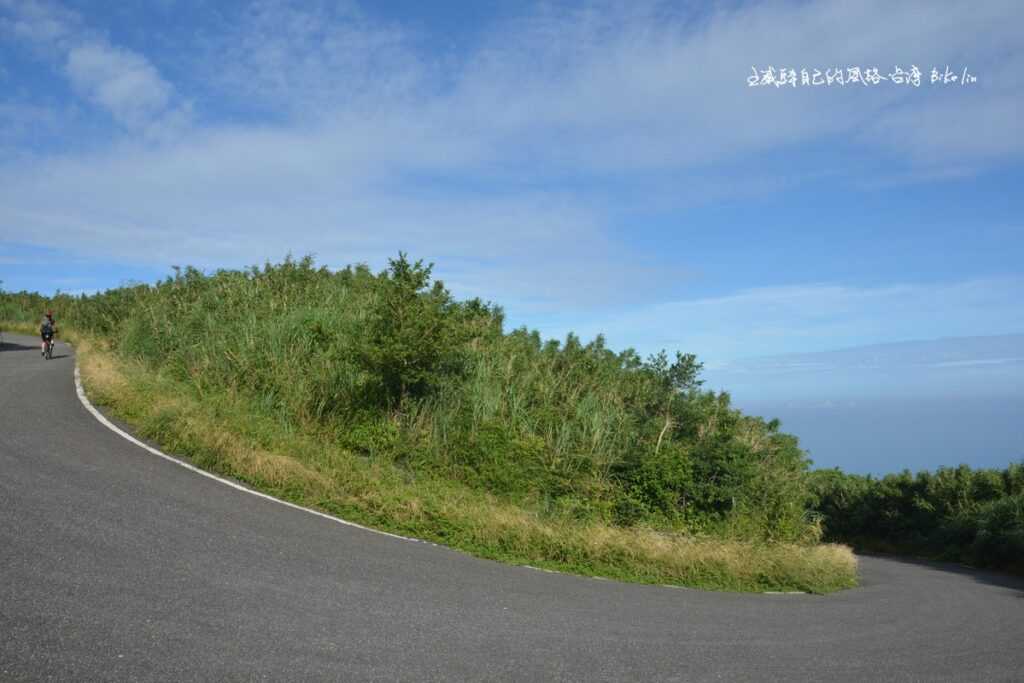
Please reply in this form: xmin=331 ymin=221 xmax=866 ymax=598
xmin=66 ymin=332 xmax=856 ymax=592
xmin=1 ymin=255 xmax=860 ymax=592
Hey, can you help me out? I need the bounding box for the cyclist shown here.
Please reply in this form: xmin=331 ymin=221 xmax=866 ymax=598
xmin=40 ymin=310 xmax=57 ymax=357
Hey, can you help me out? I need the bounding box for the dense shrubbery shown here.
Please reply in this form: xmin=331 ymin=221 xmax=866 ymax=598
xmin=1 ymin=255 xmax=819 ymax=543
xmin=809 ymin=464 xmax=1024 ymax=573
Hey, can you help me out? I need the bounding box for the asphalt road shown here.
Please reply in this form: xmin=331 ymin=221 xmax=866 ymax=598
xmin=2 ymin=332 xmax=1022 ymax=682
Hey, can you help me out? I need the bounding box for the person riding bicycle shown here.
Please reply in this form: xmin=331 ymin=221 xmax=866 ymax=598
xmin=40 ymin=310 xmax=57 ymax=357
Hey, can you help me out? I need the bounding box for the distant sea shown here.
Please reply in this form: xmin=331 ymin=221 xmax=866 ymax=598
xmin=704 ymin=335 xmax=1024 ymax=475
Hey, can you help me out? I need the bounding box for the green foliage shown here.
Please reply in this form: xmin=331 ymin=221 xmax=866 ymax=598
xmin=350 ymin=253 xmax=484 ymax=406
xmin=809 ymin=463 xmax=1024 ymax=573
xmin=3 ymin=255 xmax=826 ymax=543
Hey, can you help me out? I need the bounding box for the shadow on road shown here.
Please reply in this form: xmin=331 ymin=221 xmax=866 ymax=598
xmin=860 ymin=551 xmax=1024 ymax=596
xmin=0 ymin=341 xmax=38 ymax=352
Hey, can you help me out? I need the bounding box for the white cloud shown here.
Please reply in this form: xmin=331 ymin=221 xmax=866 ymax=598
xmin=435 ymin=0 xmax=1023 ymax=172
xmin=65 ymin=42 xmax=172 ymax=128
xmin=176 ymin=0 xmax=1024 ymax=173
xmin=1 ymin=0 xmax=187 ymax=133
xmin=0 ymin=0 xmax=78 ymax=49
xmin=0 ymin=134 xmax=671 ymax=310
xmin=194 ymin=0 xmax=422 ymax=118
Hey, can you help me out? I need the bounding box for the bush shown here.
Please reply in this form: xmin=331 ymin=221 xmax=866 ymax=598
xmin=808 ymin=463 xmax=1024 ymax=573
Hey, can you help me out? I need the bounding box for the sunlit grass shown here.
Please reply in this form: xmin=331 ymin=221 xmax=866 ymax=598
xmin=70 ymin=332 xmax=857 ymax=593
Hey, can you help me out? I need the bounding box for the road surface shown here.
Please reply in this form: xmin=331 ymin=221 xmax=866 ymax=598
xmin=2 ymin=333 xmax=1022 ymax=681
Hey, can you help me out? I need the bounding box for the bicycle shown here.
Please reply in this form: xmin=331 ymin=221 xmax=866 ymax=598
xmin=42 ymin=334 xmax=55 ymax=360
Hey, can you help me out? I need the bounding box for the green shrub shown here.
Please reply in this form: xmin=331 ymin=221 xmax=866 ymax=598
xmin=809 ymin=463 xmax=1024 ymax=573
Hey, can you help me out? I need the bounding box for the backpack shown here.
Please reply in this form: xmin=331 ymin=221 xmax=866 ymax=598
xmin=41 ymin=319 xmax=53 ymax=336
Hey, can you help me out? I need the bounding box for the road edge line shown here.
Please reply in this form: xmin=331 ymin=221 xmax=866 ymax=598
xmin=73 ymin=363 xmax=425 ymax=546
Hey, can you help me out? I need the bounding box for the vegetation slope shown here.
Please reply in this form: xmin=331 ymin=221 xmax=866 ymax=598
xmin=0 ymin=254 xmax=895 ymax=592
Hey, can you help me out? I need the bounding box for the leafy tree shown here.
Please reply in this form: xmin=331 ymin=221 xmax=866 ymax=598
xmin=354 ymin=253 xmax=468 ymax=406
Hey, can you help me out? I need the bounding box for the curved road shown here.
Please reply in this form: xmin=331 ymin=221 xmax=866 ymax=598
xmin=2 ymin=333 xmax=1022 ymax=682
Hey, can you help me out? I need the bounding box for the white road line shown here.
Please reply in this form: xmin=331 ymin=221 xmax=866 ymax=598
xmin=73 ymin=364 xmax=424 ymax=545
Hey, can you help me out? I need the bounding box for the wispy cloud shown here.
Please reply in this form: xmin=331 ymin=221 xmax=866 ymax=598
xmin=0 ymin=0 xmax=79 ymax=49
xmin=929 ymin=357 xmax=1024 ymax=368
xmin=704 ymin=333 xmax=1024 ymax=404
xmin=571 ymin=278 xmax=1024 ymax=363
xmin=1 ymin=0 xmax=190 ymax=134
xmin=65 ymin=42 xmax=172 ymax=128
xmin=192 ymin=0 xmax=423 ymax=119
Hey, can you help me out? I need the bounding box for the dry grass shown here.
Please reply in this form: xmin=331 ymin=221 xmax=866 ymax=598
xmin=59 ymin=328 xmax=858 ymax=593
xmin=2 ymin=321 xmax=41 ymax=337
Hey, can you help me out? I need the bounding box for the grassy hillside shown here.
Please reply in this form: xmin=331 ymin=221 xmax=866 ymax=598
xmin=1 ymin=256 xmax=857 ymax=592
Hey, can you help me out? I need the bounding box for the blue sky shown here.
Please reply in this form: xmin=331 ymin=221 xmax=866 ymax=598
xmin=1 ymin=0 xmax=1022 ymax=473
